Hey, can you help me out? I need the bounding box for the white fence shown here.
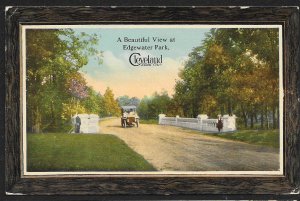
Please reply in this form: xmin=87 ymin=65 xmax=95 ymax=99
xmin=71 ymin=114 xmax=100 ymax=133
xmin=158 ymin=114 xmax=236 ymax=133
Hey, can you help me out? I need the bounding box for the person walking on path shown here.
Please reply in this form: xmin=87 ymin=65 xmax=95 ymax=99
xmin=75 ymin=115 xmax=81 ymax=133
xmin=216 ymin=116 xmax=223 ymax=133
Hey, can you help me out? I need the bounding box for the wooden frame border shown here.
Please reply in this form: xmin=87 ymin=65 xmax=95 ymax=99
xmin=5 ymin=6 xmax=300 ymax=196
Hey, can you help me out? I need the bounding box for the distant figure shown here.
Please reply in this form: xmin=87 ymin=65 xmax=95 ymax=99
xmin=216 ymin=117 xmax=223 ymax=133
xmin=75 ymin=115 xmax=81 ymax=133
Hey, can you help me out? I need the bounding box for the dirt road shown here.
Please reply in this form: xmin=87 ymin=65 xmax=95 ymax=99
xmin=99 ymin=118 xmax=280 ymax=171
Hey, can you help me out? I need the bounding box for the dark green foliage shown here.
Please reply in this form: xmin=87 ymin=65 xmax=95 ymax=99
xmin=137 ymin=91 xmax=172 ymax=119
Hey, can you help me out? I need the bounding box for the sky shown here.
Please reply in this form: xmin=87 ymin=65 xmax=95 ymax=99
xmin=73 ymin=26 xmax=210 ymax=99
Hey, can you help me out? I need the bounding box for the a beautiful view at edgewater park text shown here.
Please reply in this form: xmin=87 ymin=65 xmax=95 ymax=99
xmin=25 ymin=26 xmax=281 ymax=172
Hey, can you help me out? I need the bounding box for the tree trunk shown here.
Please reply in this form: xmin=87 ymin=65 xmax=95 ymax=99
xmin=33 ymin=106 xmax=41 ymax=133
xmin=241 ymin=105 xmax=247 ymax=128
xmin=250 ymin=113 xmax=254 ymax=129
xmin=260 ymin=108 xmax=264 ymax=129
xmin=255 ymin=112 xmax=258 ymax=123
xmin=266 ymin=106 xmax=270 ymax=129
xmin=51 ymin=100 xmax=55 ymax=129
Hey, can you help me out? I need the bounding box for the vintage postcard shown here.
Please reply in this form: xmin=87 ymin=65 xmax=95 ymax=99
xmin=21 ymin=25 xmax=283 ymax=175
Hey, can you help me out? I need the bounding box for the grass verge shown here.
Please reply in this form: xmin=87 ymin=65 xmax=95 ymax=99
xmin=204 ymin=129 xmax=279 ymax=148
xmin=27 ymin=133 xmax=156 ymax=171
xmin=139 ymin=119 xmax=158 ymax=124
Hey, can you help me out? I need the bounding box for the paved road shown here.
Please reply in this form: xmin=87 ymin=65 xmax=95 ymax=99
xmin=99 ymin=118 xmax=280 ymax=171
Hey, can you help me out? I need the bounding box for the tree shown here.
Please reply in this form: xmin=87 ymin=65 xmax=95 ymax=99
xmin=26 ymin=29 xmax=101 ymax=133
xmin=117 ymin=95 xmax=131 ymax=106
xmin=217 ymin=29 xmax=279 ymax=128
xmin=117 ymin=96 xmax=140 ymax=107
xmin=82 ymin=87 xmax=102 ymax=114
xmin=174 ymin=28 xmax=279 ymax=129
xmin=137 ymin=91 xmax=172 ymax=119
xmin=61 ymin=100 xmax=86 ymax=121
xmin=102 ymin=87 xmax=120 ymax=117
xmin=129 ymin=97 xmax=140 ymax=107
xmin=137 ymin=97 xmax=150 ymax=119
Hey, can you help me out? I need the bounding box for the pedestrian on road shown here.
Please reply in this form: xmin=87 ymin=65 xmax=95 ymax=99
xmin=216 ymin=117 xmax=223 ymax=133
xmin=75 ymin=115 xmax=81 ymax=133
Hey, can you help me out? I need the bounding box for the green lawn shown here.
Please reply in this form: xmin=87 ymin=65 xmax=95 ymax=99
xmin=205 ymin=129 xmax=280 ymax=148
xmin=27 ymin=133 xmax=155 ymax=172
xmin=139 ymin=119 xmax=158 ymax=124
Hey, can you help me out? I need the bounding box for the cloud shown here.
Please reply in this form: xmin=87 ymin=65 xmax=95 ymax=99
xmin=83 ymin=51 xmax=186 ymax=98
xmin=102 ymin=51 xmax=127 ymax=71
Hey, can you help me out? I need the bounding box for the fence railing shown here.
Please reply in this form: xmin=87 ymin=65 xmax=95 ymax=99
xmin=158 ymin=114 xmax=236 ymax=133
xmin=71 ymin=114 xmax=100 ymax=133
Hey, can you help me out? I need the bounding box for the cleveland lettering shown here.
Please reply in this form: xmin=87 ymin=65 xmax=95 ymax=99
xmin=129 ymin=53 xmax=163 ymax=66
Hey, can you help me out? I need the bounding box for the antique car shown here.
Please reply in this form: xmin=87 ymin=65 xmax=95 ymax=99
xmin=121 ymin=106 xmax=139 ymax=128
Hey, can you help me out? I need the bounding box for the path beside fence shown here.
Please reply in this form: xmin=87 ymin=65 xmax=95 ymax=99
xmin=99 ymin=118 xmax=279 ymax=171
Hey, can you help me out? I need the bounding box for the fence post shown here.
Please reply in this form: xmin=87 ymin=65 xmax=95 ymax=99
xmin=231 ymin=114 xmax=237 ymax=130
xmin=158 ymin=114 xmax=166 ymax=125
xmin=228 ymin=114 xmax=237 ymax=131
xmin=222 ymin=114 xmax=237 ymax=132
xmin=175 ymin=115 xmax=179 ymax=126
xmin=222 ymin=114 xmax=228 ymax=131
xmin=197 ymin=114 xmax=208 ymax=131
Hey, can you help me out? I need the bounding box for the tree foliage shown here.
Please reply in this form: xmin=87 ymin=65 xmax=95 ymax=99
xmin=26 ymin=29 xmax=103 ymax=133
xmin=102 ymin=87 xmax=120 ymax=117
xmin=174 ymin=28 xmax=279 ymax=129
xmin=137 ymin=91 xmax=173 ymax=119
xmin=117 ymin=96 xmax=140 ymax=107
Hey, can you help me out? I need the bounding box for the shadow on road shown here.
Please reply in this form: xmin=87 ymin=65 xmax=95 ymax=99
xmin=106 ymin=125 xmax=138 ymax=128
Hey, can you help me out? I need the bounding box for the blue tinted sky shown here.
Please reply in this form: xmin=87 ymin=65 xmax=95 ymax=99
xmin=73 ymin=27 xmax=210 ymax=98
